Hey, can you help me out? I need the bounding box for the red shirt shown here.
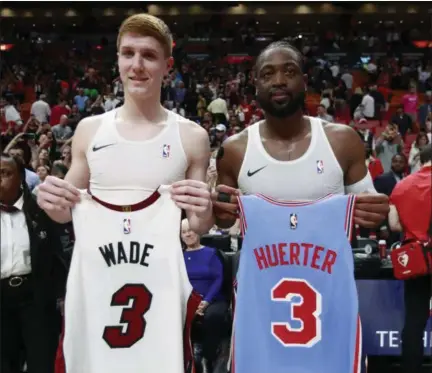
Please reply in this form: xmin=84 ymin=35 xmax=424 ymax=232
xmin=50 ymin=105 xmax=70 ymax=126
xmin=367 ymin=158 xmax=384 ymax=180
xmin=390 ymin=166 xmax=432 ymax=241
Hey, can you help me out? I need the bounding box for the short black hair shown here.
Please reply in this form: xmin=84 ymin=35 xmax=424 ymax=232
xmin=419 ymin=144 xmax=432 ymax=164
xmin=255 ymin=41 xmax=303 ymax=71
xmin=1 ymin=152 xmax=38 ymax=216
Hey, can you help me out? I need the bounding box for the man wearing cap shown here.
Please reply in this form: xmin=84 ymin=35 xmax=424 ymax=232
xmin=210 ymin=124 xmax=228 ymax=149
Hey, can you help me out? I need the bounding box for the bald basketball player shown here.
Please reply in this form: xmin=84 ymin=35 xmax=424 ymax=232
xmin=212 ymin=41 xmax=389 ymax=228
xmin=37 ymin=14 xmax=213 ymax=233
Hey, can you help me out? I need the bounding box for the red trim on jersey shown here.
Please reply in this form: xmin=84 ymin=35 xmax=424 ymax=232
xmin=353 ymin=316 xmax=362 ymax=373
xmin=344 ymin=195 xmax=356 ymax=241
xmin=237 ymin=196 xmax=248 ymax=236
xmin=230 ymin=286 xmax=237 ymax=373
xmin=89 ymin=188 xmax=161 ymax=212
xmin=256 ymin=193 xmax=334 ymax=206
xmin=54 ymin=320 xmax=66 ymax=373
xmin=183 ymin=291 xmax=201 ymax=373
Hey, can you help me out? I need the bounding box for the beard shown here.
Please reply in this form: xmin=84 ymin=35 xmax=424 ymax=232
xmin=256 ymin=91 xmax=305 ymax=118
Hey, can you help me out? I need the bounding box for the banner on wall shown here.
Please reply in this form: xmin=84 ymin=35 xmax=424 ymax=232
xmin=356 ymin=280 xmax=432 ymax=356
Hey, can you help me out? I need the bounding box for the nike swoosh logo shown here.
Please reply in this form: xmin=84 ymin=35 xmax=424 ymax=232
xmin=247 ymin=166 xmax=267 ymax=177
xmin=92 ymin=143 xmax=116 ymax=152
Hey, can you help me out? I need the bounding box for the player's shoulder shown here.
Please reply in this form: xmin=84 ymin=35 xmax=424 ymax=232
xmin=222 ymin=125 xmax=249 ymax=151
xmin=73 ymin=112 xmax=109 ymax=150
xmin=322 ymin=121 xmax=362 ymax=144
xmin=177 ymin=115 xmax=208 ymax=140
xmin=75 ymin=112 xmax=107 ymax=136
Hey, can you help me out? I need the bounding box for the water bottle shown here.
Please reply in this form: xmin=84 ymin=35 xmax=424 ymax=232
xmin=378 ymin=239 xmax=387 ymax=259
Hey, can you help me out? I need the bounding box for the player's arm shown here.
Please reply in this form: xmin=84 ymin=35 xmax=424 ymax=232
xmin=325 ymin=123 xmax=375 ymax=192
xmin=174 ymin=120 xmax=214 ymax=235
xmin=326 ymin=123 xmax=389 ymax=228
xmin=213 ymin=133 xmax=247 ymax=229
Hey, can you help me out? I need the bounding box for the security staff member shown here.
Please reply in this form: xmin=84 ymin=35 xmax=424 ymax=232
xmin=389 ymin=144 xmax=432 ymax=373
xmin=1 ymin=153 xmax=67 ymax=373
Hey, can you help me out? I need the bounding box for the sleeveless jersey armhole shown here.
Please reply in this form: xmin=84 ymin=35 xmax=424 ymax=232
xmin=344 ymin=194 xmax=356 ymax=241
xmin=237 ymin=196 xmax=248 ymax=236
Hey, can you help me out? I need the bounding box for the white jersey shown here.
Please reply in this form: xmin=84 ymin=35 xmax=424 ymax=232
xmin=238 ymin=117 xmax=344 ymax=200
xmin=87 ymin=109 xmax=188 ymax=204
xmin=62 ymin=187 xmax=199 ymax=373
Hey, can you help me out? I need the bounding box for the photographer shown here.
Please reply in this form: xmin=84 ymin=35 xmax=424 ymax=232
xmin=375 ymin=123 xmax=404 ymax=173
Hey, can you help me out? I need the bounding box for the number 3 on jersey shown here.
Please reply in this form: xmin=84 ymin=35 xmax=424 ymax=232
xmin=103 ymin=284 xmax=153 ymax=349
xmin=271 ymin=278 xmax=322 ymax=347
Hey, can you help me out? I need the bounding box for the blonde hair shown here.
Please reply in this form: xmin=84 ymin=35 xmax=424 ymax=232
xmin=117 ymin=14 xmax=173 ymax=57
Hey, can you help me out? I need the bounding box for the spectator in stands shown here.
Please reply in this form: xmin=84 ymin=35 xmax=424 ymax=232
xmin=356 ymin=120 xmax=374 ymax=149
xmin=30 ymin=94 xmax=51 ymax=124
xmin=54 ymin=145 xmax=72 ymax=170
xmin=181 ymin=219 xmax=228 ymax=373
xmin=51 ymin=115 xmax=73 ymax=156
xmin=418 ymin=91 xmax=432 ymax=130
xmin=207 ymin=93 xmax=228 ymax=125
xmin=349 ymin=87 xmax=364 ymax=119
xmin=174 ymin=80 xmax=187 ymax=104
xmin=341 ymin=68 xmax=353 ymax=91
xmin=402 ymin=84 xmax=419 ymax=123
xmin=425 ymin=113 xmax=432 ymax=142
xmin=368 ymin=85 xmax=385 ymax=121
xmin=374 ymin=153 xmax=406 ymax=197
xmin=4 ymin=96 xmax=23 ymax=127
xmin=6 ymin=143 xmax=39 ymax=191
xmin=32 ymin=148 xmax=51 ymax=171
xmin=50 ymin=99 xmax=70 ymax=126
xmin=74 ymin=88 xmax=89 ymax=112
xmin=196 ymin=93 xmax=207 ymax=118
xmin=360 ymin=88 xmax=375 ymax=120
xmin=316 ymin=104 xmax=334 ymax=122
xmin=373 ymin=153 xmax=407 ymax=245
xmin=391 ymin=104 xmax=413 ymax=139
xmin=408 ymin=132 xmax=430 ymax=173
xmin=172 ymin=101 xmax=186 ymax=117
xmin=1 ymin=153 xmax=65 ymax=373
xmin=375 ymin=124 xmax=403 ymax=173
xmin=364 ymin=142 xmax=384 ymax=181
xmin=319 ymin=91 xmax=332 ymax=111
xmin=67 ymin=105 xmax=82 ymax=131
xmin=210 ymin=124 xmax=228 ymax=149
xmin=389 ymin=144 xmax=432 ymax=373
xmin=103 ymin=92 xmax=120 ymax=112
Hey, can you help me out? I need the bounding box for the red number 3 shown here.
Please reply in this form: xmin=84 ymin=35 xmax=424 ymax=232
xmin=271 ymin=278 xmax=322 ymax=347
xmin=103 ymin=284 xmax=153 ymax=349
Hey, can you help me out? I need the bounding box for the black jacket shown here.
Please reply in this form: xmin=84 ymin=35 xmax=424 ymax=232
xmin=23 ymin=197 xmax=68 ymax=304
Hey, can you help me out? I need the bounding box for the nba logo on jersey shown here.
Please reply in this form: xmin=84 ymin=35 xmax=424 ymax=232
xmin=162 ymin=144 xmax=170 ymax=158
xmin=123 ymin=218 xmax=131 ymax=234
xmin=316 ymin=160 xmax=324 ymax=174
xmin=290 ymin=213 xmax=298 ymax=229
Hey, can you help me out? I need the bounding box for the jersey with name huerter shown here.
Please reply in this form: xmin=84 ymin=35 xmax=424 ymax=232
xmin=233 ymin=194 xmax=361 ymax=373
xmin=61 ymin=186 xmax=200 ymax=373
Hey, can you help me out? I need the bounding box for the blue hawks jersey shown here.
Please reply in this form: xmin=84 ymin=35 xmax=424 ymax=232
xmin=232 ymin=194 xmax=361 ymax=373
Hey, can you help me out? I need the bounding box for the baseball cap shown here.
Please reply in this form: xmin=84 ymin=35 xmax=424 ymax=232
xmin=215 ymin=124 xmax=226 ymax=132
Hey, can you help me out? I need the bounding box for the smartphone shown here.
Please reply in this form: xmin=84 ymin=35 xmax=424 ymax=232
xmin=22 ymin=133 xmax=36 ymax=140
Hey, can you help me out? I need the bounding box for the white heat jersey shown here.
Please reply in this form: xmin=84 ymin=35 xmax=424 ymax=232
xmin=62 ymin=186 xmax=199 ymax=373
xmin=87 ymin=109 xmax=187 ymax=204
xmin=238 ymin=116 xmax=344 ymax=200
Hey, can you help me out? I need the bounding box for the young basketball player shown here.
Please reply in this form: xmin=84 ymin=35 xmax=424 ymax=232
xmin=36 ymin=14 xmax=213 ymax=373
xmin=37 ymin=14 xmax=213 ymax=234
